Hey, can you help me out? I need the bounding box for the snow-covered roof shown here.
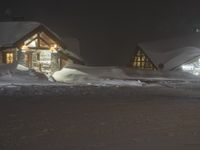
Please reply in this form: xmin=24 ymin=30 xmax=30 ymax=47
xmin=0 ymin=21 xmax=41 ymax=47
xmin=138 ymin=33 xmax=200 ymax=70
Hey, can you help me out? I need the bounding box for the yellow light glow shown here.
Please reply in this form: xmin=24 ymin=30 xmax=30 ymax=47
xmin=21 ymin=45 xmax=28 ymax=50
xmin=6 ymin=53 xmax=14 ymax=64
xmin=50 ymin=44 xmax=58 ymax=52
xmin=53 ymin=44 xmax=57 ymax=49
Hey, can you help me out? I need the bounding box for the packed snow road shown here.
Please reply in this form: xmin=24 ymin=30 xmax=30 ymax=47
xmin=1 ymin=85 xmax=200 ymax=149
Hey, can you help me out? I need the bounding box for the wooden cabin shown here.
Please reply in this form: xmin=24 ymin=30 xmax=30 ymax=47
xmin=0 ymin=21 xmax=84 ymax=74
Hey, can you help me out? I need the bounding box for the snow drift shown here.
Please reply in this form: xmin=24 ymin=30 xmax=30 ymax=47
xmin=0 ymin=64 xmax=48 ymax=85
xmin=52 ymin=64 xmax=145 ymax=86
xmin=52 ymin=63 xmax=200 ymax=87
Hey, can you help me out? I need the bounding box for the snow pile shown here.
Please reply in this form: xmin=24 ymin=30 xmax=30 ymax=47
xmin=52 ymin=67 xmax=93 ymax=82
xmin=64 ymin=64 xmax=129 ymax=79
xmin=52 ymin=64 xmax=144 ymax=86
xmin=52 ymin=64 xmax=200 ymax=87
xmin=0 ymin=63 xmax=17 ymax=75
xmin=0 ymin=63 xmax=29 ymax=75
xmin=0 ymin=64 xmax=48 ymax=85
xmin=16 ymin=64 xmax=29 ymax=71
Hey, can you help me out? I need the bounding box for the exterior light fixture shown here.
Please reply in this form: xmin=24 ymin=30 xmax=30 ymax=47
xmin=50 ymin=45 xmax=55 ymax=52
xmin=21 ymin=44 xmax=28 ymax=52
xmin=53 ymin=44 xmax=57 ymax=49
xmin=50 ymin=44 xmax=58 ymax=53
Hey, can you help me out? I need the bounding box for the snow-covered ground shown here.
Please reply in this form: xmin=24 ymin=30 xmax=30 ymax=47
xmin=1 ymin=63 xmax=200 ymax=96
xmin=0 ymin=64 xmax=147 ymax=88
xmin=52 ymin=64 xmax=200 ymax=88
xmin=0 ymin=64 xmax=48 ymax=83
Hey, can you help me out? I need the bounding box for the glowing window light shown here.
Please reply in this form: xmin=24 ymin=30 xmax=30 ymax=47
xmin=28 ymin=40 xmax=36 ymax=47
xmin=50 ymin=44 xmax=58 ymax=52
xmin=181 ymin=60 xmax=200 ymax=76
xmin=181 ymin=65 xmax=194 ymax=71
xmin=53 ymin=44 xmax=57 ymax=49
xmin=6 ymin=53 xmax=14 ymax=64
xmin=21 ymin=45 xmax=28 ymax=50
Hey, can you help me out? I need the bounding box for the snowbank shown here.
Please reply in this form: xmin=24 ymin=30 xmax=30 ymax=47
xmin=52 ymin=67 xmax=93 ymax=82
xmin=16 ymin=64 xmax=29 ymax=71
xmin=0 ymin=63 xmax=17 ymax=75
xmin=52 ymin=64 xmax=144 ymax=86
xmin=52 ymin=63 xmax=200 ymax=87
xmin=1 ymin=63 xmax=200 ymax=89
xmin=63 ymin=64 xmax=130 ymax=79
xmin=0 ymin=64 xmax=48 ymax=85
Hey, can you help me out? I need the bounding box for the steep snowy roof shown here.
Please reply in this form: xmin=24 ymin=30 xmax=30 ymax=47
xmin=0 ymin=21 xmax=41 ymax=47
xmin=138 ymin=33 xmax=200 ymax=70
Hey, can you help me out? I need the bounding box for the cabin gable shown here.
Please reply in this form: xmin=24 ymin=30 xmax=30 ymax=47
xmin=131 ymin=48 xmax=157 ymax=70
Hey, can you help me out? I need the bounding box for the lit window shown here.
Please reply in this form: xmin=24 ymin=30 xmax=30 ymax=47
xmin=132 ymin=49 xmax=156 ymax=70
xmin=181 ymin=57 xmax=200 ymax=76
xmin=22 ymin=32 xmax=60 ymax=50
xmin=24 ymin=34 xmax=37 ymax=45
xmin=27 ymin=39 xmax=38 ymax=48
xmin=6 ymin=53 xmax=14 ymax=64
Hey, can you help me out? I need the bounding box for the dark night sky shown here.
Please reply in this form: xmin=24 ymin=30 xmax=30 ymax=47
xmin=1 ymin=1 xmax=200 ymax=65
